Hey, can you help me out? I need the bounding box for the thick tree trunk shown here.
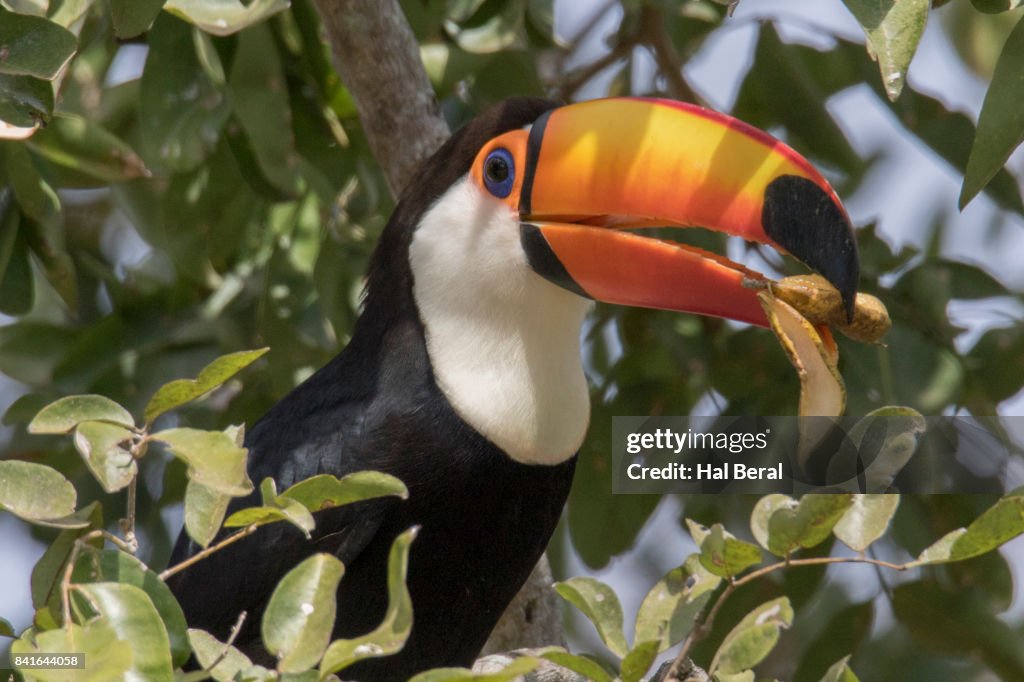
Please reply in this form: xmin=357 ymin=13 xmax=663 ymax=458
xmin=308 ymin=0 xmax=565 ymax=658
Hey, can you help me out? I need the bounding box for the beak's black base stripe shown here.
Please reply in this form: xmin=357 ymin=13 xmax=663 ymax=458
xmin=519 ymin=109 xmax=553 ymax=216
xmin=520 ymin=224 xmax=592 ymax=300
xmin=762 ymin=175 xmax=860 ymax=321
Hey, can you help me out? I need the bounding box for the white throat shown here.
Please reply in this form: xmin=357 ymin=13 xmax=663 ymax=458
xmin=409 ymin=177 xmax=592 ymax=466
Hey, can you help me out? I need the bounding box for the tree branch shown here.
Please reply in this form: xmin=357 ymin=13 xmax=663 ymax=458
xmin=310 ymin=0 xmax=450 ymax=196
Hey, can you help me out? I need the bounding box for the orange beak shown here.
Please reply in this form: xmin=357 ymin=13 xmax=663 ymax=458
xmin=479 ymin=98 xmax=859 ymax=326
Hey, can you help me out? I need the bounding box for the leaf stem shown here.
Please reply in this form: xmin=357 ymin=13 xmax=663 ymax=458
xmin=121 ymin=477 xmax=138 ymax=554
xmin=158 ymin=524 xmax=260 ymax=581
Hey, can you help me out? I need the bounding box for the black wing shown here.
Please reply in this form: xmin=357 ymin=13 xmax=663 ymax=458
xmin=165 ymin=350 xmax=397 ymax=646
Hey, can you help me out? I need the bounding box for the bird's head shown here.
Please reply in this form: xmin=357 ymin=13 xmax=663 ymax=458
xmin=365 ymin=97 xmax=859 ymax=464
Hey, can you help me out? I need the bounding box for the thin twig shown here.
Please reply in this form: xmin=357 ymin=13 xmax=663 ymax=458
xmin=158 ymin=524 xmax=260 ymax=581
xmin=565 ymin=0 xmax=618 ymax=48
xmin=60 ymin=530 xmax=135 ymax=626
xmin=667 ymin=554 xmax=912 ymax=677
xmin=670 ymin=579 xmax=735 ymax=678
xmin=120 ymin=433 xmax=148 ymax=554
xmin=121 ymin=477 xmax=138 ymax=553
xmin=556 ymin=40 xmax=635 ymax=100
xmin=204 ymin=611 xmax=248 ymax=673
xmin=638 ymin=5 xmax=707 ymax=106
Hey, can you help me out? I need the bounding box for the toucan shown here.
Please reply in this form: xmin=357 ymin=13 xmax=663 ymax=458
xmin=167 ymin=96 xmax=858 ymax=679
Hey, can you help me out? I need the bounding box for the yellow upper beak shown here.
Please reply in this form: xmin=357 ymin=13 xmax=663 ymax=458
xmin=472 ymin=97 xmax=859 ymax=327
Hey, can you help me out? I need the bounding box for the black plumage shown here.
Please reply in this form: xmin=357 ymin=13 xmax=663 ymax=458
xmin=167 ymin=98 xmax=575 ymax=680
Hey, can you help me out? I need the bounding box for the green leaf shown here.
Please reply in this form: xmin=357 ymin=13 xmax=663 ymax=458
xmin=224 ymin=477 xmax=315 ymax=537
xmin=24 ymin=216 xmax=76 ymax=311
xmin=28 ymin=394 xmax=135 ymax=434
xmin=0 ymin=7 xmax=77 ymax=79
xmin=139 ymin=15 xmax=231 ymax=173
xmin=0 ymin=459 xmax=77 ymax=523
xmin=408 ymin=658 xmax=539 ymax=682
xmin=841 ymin=0 xmax=928 ymax=100
xmin=0 ymin=217 xmax=33 ymax=315
xmin=750 ymin=495 xmax=795 ymax=553
xmin=569 ymin=404 xmax=659 ymax=568
xmin=553 ymin=577 xmax=629 ymax=658
xmin=691 ymin=521 xmax=762 ymax=578
xmin=164 ymin=0 xmax=290 ymax=35
xmin=0 ymin=616 xmax=14 ymax=637
xmin=893 ymin=580 xmax=1024 ymax=679
xmin=188 ymin=628 xmax=254 ymax=682
xmin=74 ymin=582 xmax=174 ymax=681
xmin=972 ymin=0 xmax=1024 ymax=14
xmin=538 ymin=649 xmax=615 ymax=682
xmin=794 ymin=601 xmax=872 ymax=682
xmin=72 ymin=421 xmax=137 ymax=493
xmin=6 ymin=140 xmax=59 ymax=225
xmin=144 ymin=347 xmax=268 ymax=423
xmin=281 ymin=471 xmax=409 ymax=511
xmin=960 ymin=15 xmax=1024 ymax=208
xmin=966 ymin=325 xmax=1024 ymax=404
xmin=526 ymin=0 xmax=554 ymax=37
xmin=621 ymin=640 xmax=659 ymax=682
xmin=319 ymin=527 xmax=417 ymax=675
xmin=11 ymin=620 xmax=133 ymax=681
xmin=154 ymin=427 xmax=252 ymax=496
xmin=46 ymin=0 xmax=93 ymax=27
xmin=72 ymin=549 xmax=190 ymax=669
xmin=914 ymin=494 xmax=1024 ymax=565
xmin=228 ymin=23 xmax=300 ymax=196
xmin=714 ymin=672 xmax=754 ymax=682
xmin=634 ymin=555 xmax=720 ymax=653
xmin=0 ymin=73 xmax=53 ymax=126
xmin=30 ymin=502 xmax=101 ymax=620
xmin=709 ymin=597 xmax=794 ymax=675
xmin=892 ymin=577 xmax=1024 ymax=677
xmin=732 ymin=23 xmax=864 ymax=175
xmin=833 ymin=494 xmax=899 ymax=552
xmin=110 ymin=0 xmax=167 ymax=38
xmin=827 ymin=408 xmax=925 ymax=492
xmin=262 ymin=553 xmax=344 ymax=674
xmin=819 ymin=656 xmax=861 ymax=682
xmin=446 ymin=0 xmax=526 ymax=53
xmin=686 ymin=518 xmax=711 ymax=546
xmin=28 ymin=114 xmax=149 ymax=182
xmin=231 ymin=664 xmax=277 ymax=681
xmin=184 ymin=478 xmax=231 ymax=548
xmin=765 ymin=495 xmax=855 ymax=557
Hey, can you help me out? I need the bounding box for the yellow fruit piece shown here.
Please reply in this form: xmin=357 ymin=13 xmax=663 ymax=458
xmin=768 ymin=274 xmax=892 ymax=344
xmin=758 ymin=291 xmax=846 ymax=418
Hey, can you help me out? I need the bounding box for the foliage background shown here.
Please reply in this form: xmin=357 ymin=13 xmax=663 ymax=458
xmin=1 ymin=0 xmax=1023 ymax=679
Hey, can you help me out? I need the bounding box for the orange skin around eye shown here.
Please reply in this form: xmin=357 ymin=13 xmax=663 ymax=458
xmin=470 ymin=129 xmax=530 ymax=212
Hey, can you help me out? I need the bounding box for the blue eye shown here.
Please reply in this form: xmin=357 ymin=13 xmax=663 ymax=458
xmin=483 ymin=148 xmax=515 ymax=198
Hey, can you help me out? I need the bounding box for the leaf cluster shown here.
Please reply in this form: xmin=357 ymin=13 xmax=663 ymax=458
xmin=2 ymin=351 xmax=415 ymax=681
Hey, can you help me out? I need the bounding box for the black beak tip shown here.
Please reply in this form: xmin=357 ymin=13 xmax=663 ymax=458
xmin=762 ymin=175 xmax=860 ymax=322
